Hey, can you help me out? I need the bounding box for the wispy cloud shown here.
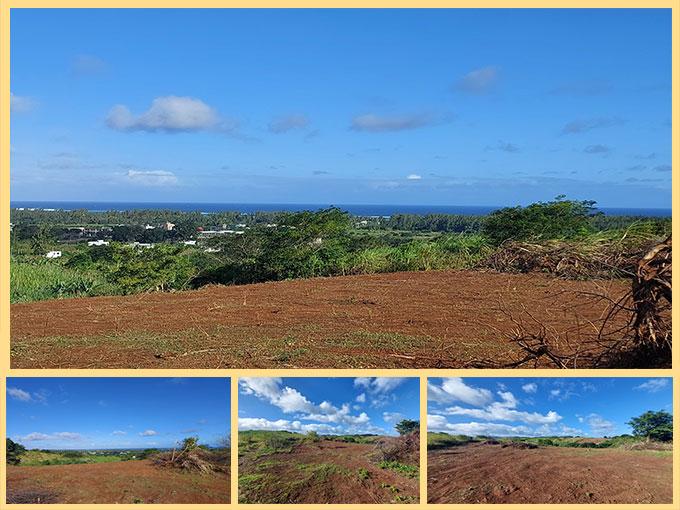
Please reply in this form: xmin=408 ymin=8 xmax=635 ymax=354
xmin=350 ymin=112 xmax=443 ymax=133
xmin=406 ymin=174 xmax=422 ymax=180
xmin=71 ymin=54 xmax=107 ymax=76
xmin=583 ymin=144 xmax=611 ymax=154
xmin=17 ymin=431 xmax=83 ymax=442
xmin=521 ymin=383 xmax=538 ymax=394
xmin=453 ymin=66 xmax=499 ymax=94
xmin=561 ymin=117 xmax=624 ymax=135
xmin=125 ymin=169 xmax=178 ymax=187
xmin=634 ymin=378 xmax=670 ymax=393
xmin=7 ymin=387 xmax=32 ymax=402
xmin=10 ymin=92 xmax=37 ymax=113
xmin=140 ymin=429 xmax=157 ymax=436
xmin=268 ymin=114 xmax=310 ymax=134
xmin=585 ymin=413 xmax=616 ymax=436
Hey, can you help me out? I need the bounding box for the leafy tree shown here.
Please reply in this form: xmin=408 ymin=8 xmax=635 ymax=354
xmin=6 ymin=438 xmax=26 ymax=465
xmin=627 ymin=410 xmax=673 ymax=442
xmin=482 ymin=195 xmax=597 ymax=245
xmin=395 ymin=419 xmax=419 ymax=436
xmin=180 ymin=437 xmax=200 ymax=451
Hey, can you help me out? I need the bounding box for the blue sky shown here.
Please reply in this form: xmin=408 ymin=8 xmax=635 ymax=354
xmin=6 ymin=378 xmax=230 ymax=449
xmin=10 ymin=9 xmax=671 ymax=208
xmin=238 ymin=377 xmax=419 ymax=436
xmin=428 ymin=377 xmax=673 ymax=437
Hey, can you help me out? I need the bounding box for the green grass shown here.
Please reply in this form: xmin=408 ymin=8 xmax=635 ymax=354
xmin=427 ymin=432 xmax=476 ymax=450
xmin=19 ymin=450 xmax=127 ymax=466
xmin=238 ymin=430 xmax=306 ymax=457
xmin=10 ymin=261 xmax=113 ymax=303
xmin=377 ymin=460 xmax=419 ymax=479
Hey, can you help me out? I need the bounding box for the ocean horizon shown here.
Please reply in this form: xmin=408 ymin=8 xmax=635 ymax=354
xmin=10 ymin=200 xmax=672 ymax=217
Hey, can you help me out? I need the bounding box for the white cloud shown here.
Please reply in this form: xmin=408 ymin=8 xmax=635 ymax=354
xmin=353 ymin=377 xmax=406 ymax=394
xmin=350 ymin=112 xmax=437 ymax=132
xmin=125 ymin=169 xmax=178 ymax=187
xmin=634 ymin=378 xmax=669 ymax=393
xmin=18 ymin=431 xmax=83 ymax=442
xmin=112 ymin=430 xmax=127 ymax=436
xmin=240 ymin=378 xmax=372 ymax=428
xmin=356 ymin=393 xmax=366 ymax=403
xmin=443 ymin=390 xmax=560 ymax=425
xmin=521 ymin=383 xmax=538 ymax=394
xmin=428 ymin=378 xmax=494 ymax=407
xmin=383 ymin=412 xmax=404 ymax=424
xmin=238 ymin=417 xmax=383 ymax=436
xmin=454 ymin=66 xmax=499 ymax=93
xmin=550 ymin=389 xmax=561 ymax=397
xmin=268 ymin=114 xmax=310 ymax=134
xmin=7 ymin=387 xmax=32 ymax=402
xmin=407 ymin=174 xmax=422 ymax=180
xmin=585 ymin=414 xmax=616 ymax=436
xmin=10 ymin=92 xmax=37 ymax=113
xmin=107 ymin=96 xmax=227 ymax=133
xmin=140 ymin=429 xmax=157 ymax=436
xmin=428 ymin=415 xmax=532 ymax=436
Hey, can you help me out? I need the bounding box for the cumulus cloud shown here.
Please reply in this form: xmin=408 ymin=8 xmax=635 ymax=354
xmin=561 ymin=117 xmax=624 ymax=134
xmin=238 ymin=417 xmax=383 ymax=435
xmin=427 ymin=378 xmax=493 ymax=407
xmin=125 ymin=169 xmax=178 ymax=187
xmin=240 ymin=378 xmax=372 ymax=428
xmin=383 ymin=412 xmax=405 ymax=424
xmin=634 ymin=378 xmax=669 ymax=393
xmin=453 ymin=66 xmax=499 ymax=94
xmin=443 ymin=390 xmax=561 ymax=425
xmin=521 ymin=383 xmax=538 ymax=394
xmin=354 ymin=378 xmax=407 ymax=394
xmin=10 ymin=92 xmax=37 ymax=113
xmin=350 ymin=112 xmax=439 ymax=132
xmin=585 ymin=414 xmax=616 ymax=436
xmin=428 ymin=415 xmax=532 ymax=436
xmin=268 ymin=114 xmax=310 ymax=134
xmin=356 ymin=393 xmax=366 ymax=403
xmin=107 ymin=96 xmax=228 ymax=133
xmin=583 ymin=144 xmax=611 ymax=154
xmin=140 ymin=429 xmax=157 ymax=436
xmin=7 ymin=387 xmax=32 ymax=402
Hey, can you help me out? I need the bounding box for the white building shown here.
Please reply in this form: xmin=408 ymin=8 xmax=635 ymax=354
xmin=88 ymin=240 xmax=110 ymax=247
xmin=45 ymin=251 xmax=62 ymax=259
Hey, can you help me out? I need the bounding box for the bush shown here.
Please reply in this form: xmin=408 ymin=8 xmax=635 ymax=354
xmin=395 ymin=419 xmax=419 ymax=436
xmin=483 ymin=196 xmax=596 ymax=245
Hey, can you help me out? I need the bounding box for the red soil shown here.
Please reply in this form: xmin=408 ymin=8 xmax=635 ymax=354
xmin=428 ymin=443 xmax=672 ymax=504
xmin=6 ymin=460 xmax=230 ymax=504
xmin=11 ymin=270 xmax=630 ymax=368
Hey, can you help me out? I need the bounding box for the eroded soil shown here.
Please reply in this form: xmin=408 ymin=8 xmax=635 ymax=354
xmin=428 ymin=443 xmax=672 ymax=504
xmin=6 ymin=460 xmax=230 ymax=504
xmin=11 ymin=270 xmax=630 ymax=368
xmin=239 ymin=440 xmax=419 ymax=504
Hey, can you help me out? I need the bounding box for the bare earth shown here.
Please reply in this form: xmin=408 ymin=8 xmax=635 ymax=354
xmin=428 ymin=443 xmax=672 ymax=504
xmin=6 ymin=460 xmax=230 ymax=504
xmin=239 ymin=440 xmax=418 ymax=504
xmin=10 ymin=270 xmax=630 ymax=368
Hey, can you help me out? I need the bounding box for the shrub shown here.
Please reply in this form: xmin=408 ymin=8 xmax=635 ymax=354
xmin=6 ymin=438 xmax=26 ymax=465
xmin=395 ymin=419 xmax=419 ymax=436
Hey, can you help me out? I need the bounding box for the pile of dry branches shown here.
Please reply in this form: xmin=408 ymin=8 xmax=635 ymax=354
xmin=151 ymin=444 xmax=228 ymax=475
xmin=471 ymin=237 xmax=672 ymax=369
xmin=482 ymin=238 xmax=654 ymax=279
xmin=371 ymin=431 xmax=419 ymax=464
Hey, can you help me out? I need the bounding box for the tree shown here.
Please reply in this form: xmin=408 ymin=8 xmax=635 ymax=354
xmin=627 ymin=410 xmax=673 ymax=442
xmin=6 ymin=438 xmax=26 ymax=465
xmin=482 ymin=195 xmax=596 ymax=245
xmin=395 ymin=419 xmax=420 ymax=436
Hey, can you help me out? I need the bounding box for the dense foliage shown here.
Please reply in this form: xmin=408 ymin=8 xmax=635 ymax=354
xmin=395 ymin=419 xmax=420 ymax=436
xmin=6 ymin=438 xmax=26 ymax=465
xmin=9 ymin=198 xmax=671 ymax=303
xmin=627 ymin=410 xmax=673 ymax=442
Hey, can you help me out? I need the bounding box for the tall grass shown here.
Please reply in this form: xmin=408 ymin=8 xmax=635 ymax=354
xmin=10 ymin=261 xmax=112 ymax=303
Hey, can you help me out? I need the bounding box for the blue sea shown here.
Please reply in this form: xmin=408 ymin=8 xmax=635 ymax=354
xmin=10 ymin=201 xmax=672 ymax=217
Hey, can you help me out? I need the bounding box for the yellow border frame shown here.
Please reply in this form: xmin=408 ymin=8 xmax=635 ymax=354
xmin=0 ymin=3 xmax=678 ymax=509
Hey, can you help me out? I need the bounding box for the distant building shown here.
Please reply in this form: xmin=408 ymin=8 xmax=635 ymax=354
xmin=164 ymin=222 xmax=175 ymax=231
xmin=144 ymin=224 xmax=156 ymax=230
xmin=45 ymin=251 xmax=62 ymax=258
xmin=183 ymin=240 xmax=197 ymax=245
xmin=87 ymin=240 xmax=109 ymax=247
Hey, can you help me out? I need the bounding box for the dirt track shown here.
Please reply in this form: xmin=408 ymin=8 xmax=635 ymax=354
xmin=239 ymin=440 xmax=418 ymax=504
xmin=11 ymin=270 xmax=630 ymax=368
xmin=6 ymin=460 xmax=230 ymax=504
xmin=428 ymin=443 xmax=672 ymax=504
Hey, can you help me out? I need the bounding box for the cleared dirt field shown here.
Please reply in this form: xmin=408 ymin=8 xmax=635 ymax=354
xmin=11 ymin=270 xmax=630 ymax=368
xmin=239 ymin=439 xmax=418 ymax=504
xmin=428 ymin=443 xmax=672 ymax=504
xmin=6 ymin=460 xmax=230 ymax=504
